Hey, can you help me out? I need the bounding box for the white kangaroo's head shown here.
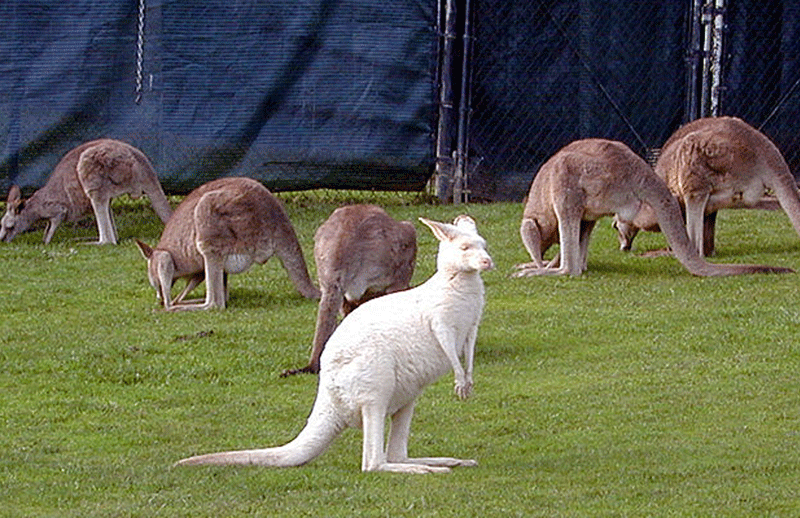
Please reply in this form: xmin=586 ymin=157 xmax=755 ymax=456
xmin=420 ymin=215 xmax=494 ymax=274
xmin=0 ymin=185 xmax=35 ymax=242
xmin=135 ymin=239 xmax=175 ymax=306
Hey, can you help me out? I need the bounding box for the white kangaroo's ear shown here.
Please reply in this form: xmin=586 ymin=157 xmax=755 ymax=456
xmin=135 ymin=239 xmax=154 ymax=259
xmin=419 ymin=217 xmax=457 ymax=242
xmin=452 ymin=215 xmax=477 ymax=233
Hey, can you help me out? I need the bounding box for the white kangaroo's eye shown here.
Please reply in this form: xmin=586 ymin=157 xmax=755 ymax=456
xmin=460 ymin=243 xmax=470 ymax=251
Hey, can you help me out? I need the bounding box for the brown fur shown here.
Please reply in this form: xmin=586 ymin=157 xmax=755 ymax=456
xmin=514 ymin=138 xmax=793 ymax=277
xmin=0 ymin=139 xmax=172 ymax=244
xmin=135 ymin=177 xmax=319 ymax=311
xmin=282 ymin=204 xmax=417 ymax=376
xmin=614 ymin=117 xmax=800 ymax=256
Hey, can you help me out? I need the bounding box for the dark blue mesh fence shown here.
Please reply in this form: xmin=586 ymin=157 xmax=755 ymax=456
xmin=0 ymin=0 xmax=438 ymax=195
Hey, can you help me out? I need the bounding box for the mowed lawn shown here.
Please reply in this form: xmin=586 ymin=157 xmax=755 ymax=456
xmin=1 ymin=191 xmax=800 ymax=517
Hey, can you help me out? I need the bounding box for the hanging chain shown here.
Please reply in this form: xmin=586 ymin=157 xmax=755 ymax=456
xmin=135 ymin=0 xmax=145 ymax=104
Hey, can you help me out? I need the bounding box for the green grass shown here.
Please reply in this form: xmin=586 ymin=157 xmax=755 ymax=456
xmin=2 ymin=191 xmax=800 ymax=517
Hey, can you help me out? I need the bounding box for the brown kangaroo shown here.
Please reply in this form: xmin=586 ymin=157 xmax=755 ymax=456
xmin=1 ymin=139 xmax=172 ymax=244
xmin=135 ymin=177 xmax=320 ymax=311
xmin=282 ymin=204 xmax=417 ymax=376
xmin=513 ymin=138 xmax=793 ymax=277
xmin=613 ymin=117 xmax=800 ymax=256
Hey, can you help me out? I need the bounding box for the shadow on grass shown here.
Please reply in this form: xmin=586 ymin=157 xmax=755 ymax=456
xmin=709 ymin=240 xmax=800 ymax=259
xmin=583 ymin=258 xmax=678 ymax=276
xmin=227 ymin=287 xmax=317 ymax=310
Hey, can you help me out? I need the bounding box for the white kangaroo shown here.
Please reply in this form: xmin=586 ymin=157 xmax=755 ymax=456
xmin=176 ymin=215 xmax=493 ymax=473
xmin=135 ymin=177 xmax=320 ymax=311
xmin=1 ymin=139 xmax=172 ymax=244
xmin=282 ymin=204 xmax=417 ymax=376
xmin=613 ymin=117 xmax=800 ymax=256
xmin=514 ymin=139 xmax=793 ymax=277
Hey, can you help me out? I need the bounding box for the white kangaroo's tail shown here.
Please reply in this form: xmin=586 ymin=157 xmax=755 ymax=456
xmin=175 ymin=390 xmax=344 ymax=467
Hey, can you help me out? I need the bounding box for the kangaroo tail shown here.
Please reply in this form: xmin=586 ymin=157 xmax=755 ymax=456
xmin=130 ymin=146 xmax=173 ymax=224
xmin=175 ymin=390 xmax=345 ymax=467
xmin=274 ymin=214 xmax=321 ymax=300
xmin=640 ymin=166 xmax=794 ymax=276
xmin=755 ymin=133 xmax=800 ymax=241
xmin=309 ymin=280 xmax=343 ymax=372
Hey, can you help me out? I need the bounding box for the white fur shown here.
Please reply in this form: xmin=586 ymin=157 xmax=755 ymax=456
xmin=176 ymin=215 xmax=494 ymax=473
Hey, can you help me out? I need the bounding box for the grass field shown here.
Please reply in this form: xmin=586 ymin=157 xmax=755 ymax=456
xmin=2 ymin=191 xmax=800 ymax=517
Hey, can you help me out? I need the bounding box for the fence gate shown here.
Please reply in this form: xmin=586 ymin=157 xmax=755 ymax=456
xmin=435 ymin=0 xmax=800 ymax=202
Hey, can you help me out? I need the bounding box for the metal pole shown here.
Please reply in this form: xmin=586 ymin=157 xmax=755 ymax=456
xmin=700 ymin=2 xmax=713 ymax=117
xmin=578 ymin=0 xmax=593 ymax=137
xmin=453 ymin=0 xmax=473 ymax=204
xmin=710 ymin=0 xmax=725 ymax=116
xmin=685 ymin=0 xmax=703 ymax=121
xmin=435 ymin=0 xmax=458 ymax=203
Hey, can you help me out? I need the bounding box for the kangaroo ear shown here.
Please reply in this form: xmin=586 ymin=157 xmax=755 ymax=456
xmin=7 ymin=185 xmax=21 ymax=204
xmin=452 ymin=215 xmax=477 ymax=233
xmin=135 ymin=239 xmax=154 ymax=259
xmin=419 ymin=217 xmax=457 ymax=242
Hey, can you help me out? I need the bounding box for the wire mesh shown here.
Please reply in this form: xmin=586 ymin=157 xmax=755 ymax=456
xmin=721 ymin=1 xmax=800 ymax=175
xmin=461 ymin=0 xmax=800 ymax=201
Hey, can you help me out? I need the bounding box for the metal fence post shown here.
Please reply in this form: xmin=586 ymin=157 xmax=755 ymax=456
xmin=685 ymin=0 xmax=703 ymax=121
xmin=453 ymin=0 xmax=474 ymax=204
xmin=700 ymin=0 xmax=725 ymax=117
xmin=435 ymin=0 xmax=458 ymax=202
xmin=710 ymin=0 xmax=725 ymax=116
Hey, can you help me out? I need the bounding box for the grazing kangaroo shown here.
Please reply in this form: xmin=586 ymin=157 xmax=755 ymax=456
xmin=613 ymin=117 xmax=800 ymax=256
xmin=176 ymin=215 xmax=493 ymax=473
xmin=135 ymin=177 xmax=319 ymax=311
xmin=282 ymin=204 xmax=417 ymax=376
xmin=513 ymin=138 xmax=793 ymax=277
xmin=0 ymin=139 xmax=172 ymax=244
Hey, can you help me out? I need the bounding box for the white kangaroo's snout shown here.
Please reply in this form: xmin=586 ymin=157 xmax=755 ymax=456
xmin=477 ymin=251 xmax=494 ymax=272
xmin=466 ymin=243 xmax=494 ymax=272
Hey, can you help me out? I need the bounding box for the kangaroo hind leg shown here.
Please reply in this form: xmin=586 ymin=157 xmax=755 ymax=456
xmin=360 ymin=402 xmax=448 ymax=474
xmin=386 ymin=401 xmax=476 ymax=471
xmin=87 ymin=192 xmax=117 ymax=244
xmin=170 ymin=257 xmax=226 ymax=311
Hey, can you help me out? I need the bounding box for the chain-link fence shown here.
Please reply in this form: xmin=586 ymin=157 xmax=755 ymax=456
xmin=440 ymin=0 xmax=800 ymax=202
xmin=722 ymin=1 xmax=800 ymax=175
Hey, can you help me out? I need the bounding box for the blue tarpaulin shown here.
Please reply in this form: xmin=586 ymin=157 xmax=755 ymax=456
xmin=0 ymin=0 xmax=437 ymax=194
